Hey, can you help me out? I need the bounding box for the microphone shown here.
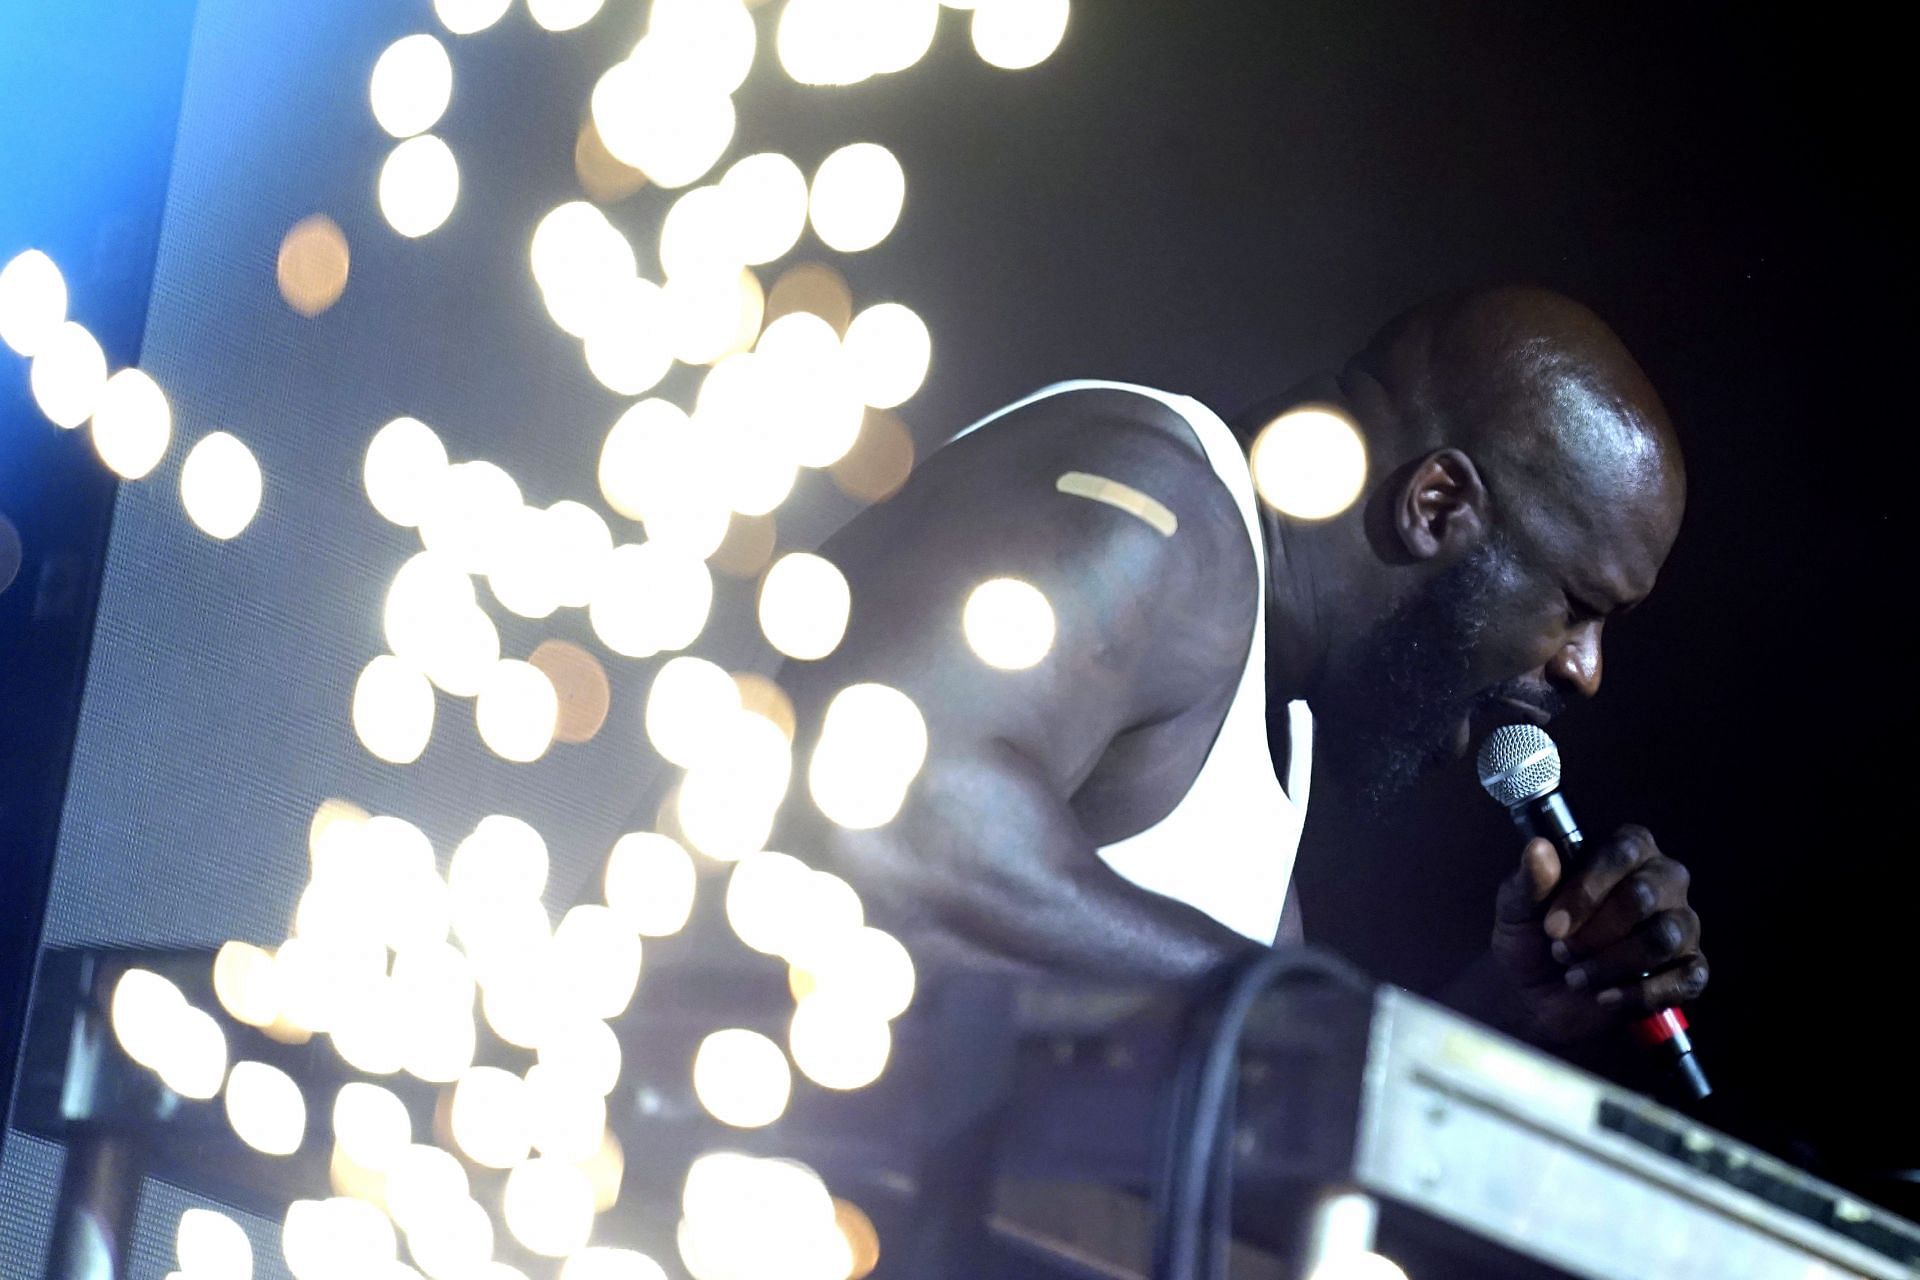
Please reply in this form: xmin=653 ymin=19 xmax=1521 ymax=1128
xmin=1476 ymin=723 xmax=1711 ymax=1101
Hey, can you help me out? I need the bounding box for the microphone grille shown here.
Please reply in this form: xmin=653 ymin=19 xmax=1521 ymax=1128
xmin=1476 ymin=723 xmax=1561 ymax=808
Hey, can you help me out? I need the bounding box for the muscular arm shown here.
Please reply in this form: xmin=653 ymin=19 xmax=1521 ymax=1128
xmin=773 ymin=394 xmax=1268 ymax=984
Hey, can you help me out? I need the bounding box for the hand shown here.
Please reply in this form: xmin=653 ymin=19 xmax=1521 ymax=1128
xmin=1491 ymin=824 xmax=1708 ymax=1044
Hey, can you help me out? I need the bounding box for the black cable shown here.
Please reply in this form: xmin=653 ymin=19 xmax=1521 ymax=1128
xmin=1153 ymin=947 xmax=1370 ymax=1280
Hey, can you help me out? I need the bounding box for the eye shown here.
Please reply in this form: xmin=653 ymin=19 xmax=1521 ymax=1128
xmin=1563 ymin=593 xmax=1602 ymax=626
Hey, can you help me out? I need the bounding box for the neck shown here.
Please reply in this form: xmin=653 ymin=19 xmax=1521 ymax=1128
xmin=1257 ymin=490 xmax=1337 ymax=705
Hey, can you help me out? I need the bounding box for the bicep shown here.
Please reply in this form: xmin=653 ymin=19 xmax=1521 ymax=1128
xmin=780 ymin=411 xmax=1253 ymax=799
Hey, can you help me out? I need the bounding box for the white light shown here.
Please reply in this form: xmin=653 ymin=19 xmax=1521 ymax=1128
xmin=89 ymin=368 xmax=172 ymax=479
xmin=662 ymin=266 xmax=761 ymax=365
xmin=379 ymin=135 xmax=460 ymax=238
xmin=801 ymin=926 xmax=916 ymax=1020
xmin=1248 ymin=405 xmax=1370 ymax=521
xmin=423 ymin=606 xmax=499 ymax=697
xmin=808 ymin=683 xmax=929 ymax=829
xmin=753 ymin=312 xmax=864 ymax=467
xmin=109 ymin=968 xmax=185 ymax=1070
xmin=603 ymin=831 xmax=699 ymax=936
xmin=177 ymin=1208 xmax=251 ymax=1280
xmin=645 ymin=657 xmax=740 ymax=768
xmin=485 ymin=506 xmax=563 ymax=621
xmin=962 ymin=577 xmax=1056 ymax=670
xmin=29 ymin=321 xmax=107 ymax=428
xmin=502 ymin=1158 xmax=595 ymax=1257
xmin=272 ymin=936 xmax=385 ymax=1035
xmin=418 ymin=459 xmax=523 ymax=576
xmin=692 ymin=1029 xmax=791 ymax=1128
xmin=724 ymin=851 xmax=813 ymax=956
xmin=659 ymin=185 xmax=746 ymax=281
xmin=809 ymin=143 xmax=905 ymax=254
xmin=475 ymin=658 xmax=558 ymax=762
xmin=589 ymin=542 xmax=714 ymax=658
xmin=283 ymin=1198 xmax=398 ymax=1280
xmin=582 ymin=277 xmax=673 ymax=396
xmin=435 ymin=0 xmax=512 ymax=34
xmin=1306 ymin=1253 xmax=1410 ymax=1280
xmin=561 ymin=1249 xmax=668 ymax=1280
xmin=0 ymin=249 xmax=67 ymax=357
xmin=333 ymin=1082 xmax=412 ymax=1173
xmin=450 ymin=813 xmax=549 ymax=901
xmin=450 ymin=1066 xmax=531 ymax=1168
xmin=382 ymin=1144 xmax=469 ymax=1232
xmin=543 ymin=500 xmax=615 ymax=608
xmin=158 ymin=1006 xmax=229 ymax=1101
xmin=524 ymin=1063 xmax=607 ymax=1162
xmin=213 ymin=940 xmax=281 ymax=1027
xmin=225 ymin=1061 xmax=307 ymax=1156
xmin=718 ymin=153 xmax=809 ymax=265
xmin=776 ymin=870 xmax=865 ymax=967
xmin=365 ymin=418 xmax=450 ymax=527
xmin=370 ymin=35 xmax=453 ymax=138
xmin=648 ymin=0 xmax=758 ymax=94
xmin=403 ymin=1195 xmax=493 ymax=1279
xmin=970 ymin=0 xmax=1070 ymax=70
xmin=758 ymin=552 xmax=851 ymax=662
xmin=179 ymin=431 xmax=263 ymax=540
xmin=529 ymin=0 xmax=605 ymax=31
xmin=867 ymin=0 xmax=941 ymax=74
xmin=552 ymin=905 xmax=643 ymax=1019
xmin=536 ymin=1016 xmax=623 ymax=1097
xmin=352 ymin=655 xmax=436 ymax=764
xmin=842 ymin=302 xmax=930 ymax=409
xmin=790 ymin=994 xmax=892 ymax=1090
xmin=777 ymin=0 xmax=874 ymax=86
xmin=676 ymin=712 xmax=792 ymax=860
xmin=591 ymin=43 xmax=736 ymax=188
xmin=532 ymin=203 xmax=639 ymax=338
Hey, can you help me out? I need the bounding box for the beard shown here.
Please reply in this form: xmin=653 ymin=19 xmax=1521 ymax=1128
xmin=1311 ymin=542 xmax=1565 ymax=814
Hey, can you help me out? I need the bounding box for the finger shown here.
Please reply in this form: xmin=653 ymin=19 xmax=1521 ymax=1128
xmin=1596 ymin=955 xmax=1710 ymax=1013
xmin=1495 ymin=838 xmax=1562 ymax=926
xmin=1543 ymin=824 xmax=1658 ymax=941
xmin=1552 ymin=859 xmax=1689 ymax=961
xmin=1562 ymin=909 xmax=1700 ymax=992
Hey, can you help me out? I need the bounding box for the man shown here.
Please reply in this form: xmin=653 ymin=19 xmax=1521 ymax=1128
xmin=777 ymin=286 xmax=1706 ymax=1048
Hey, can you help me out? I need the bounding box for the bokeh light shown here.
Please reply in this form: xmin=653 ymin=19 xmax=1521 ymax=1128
xmin=0 ymin=248 xmax=67 ymax=357
xmin=527 ymin=639 xmax=612 ymax=743
xmin=719 ymin=153 xmax=810 ymax=264
xmin=225 ymin=1060 xmax=307 ymax=1156
xmin=830 ymin=409 xmax=915 ymax=503
xmin=213 ymin=939 xmax=281 ymax=1027
xmin=692 ymin=1029 xmax=792 ymax=1128
xmin=109 ymin=968 xmax=185 ymax=1071
xmin=177 ymin=1208 xmax=252 ymax=1280
xmin=418 ymin=459 xmax=522 ymax=576
xmin=435 ymin=0 xmax=512 ymax=35
xmin=809 ymin=143 xmax=905 ymax=253
xmin=1248 ymin=404 xmax=1369 ymax=520
xmin=277 ymin=214 xmax=352 ymax=316
xmin=649 ymin=0 xmax=759 ymax=93
xmin=971 ymin=0 xmax=1071 ymax=70
xmin=834 ymin=1199 xmax=882 ymax=1280
xmin=89 ymin=367 xmax=172 ymax=479
xmin=808 ymin=682 xmax=929 ymax=829
xmin=603 ymin=831 xmax=698 ymax=936
xmin=450 ymin=1066 xmax=531 ymax=1168
xmin=364 ymin=417 xmax=449 ymax=527
xmin=1306 ymin=1252 xmax=1412 ymax=1280
xmin=29 ymin=320 xmax=107 ymax=428
xmin=752 ymin=312 xmax=865 ymax=467
xmin=179 ymin=431 xmax=263 ymax=540
xmin=802 ymin=925 xmax=916 ymax=1019
xmin=582 ymin=277 xmax=673 ymax=396
xmin=708 ymin=512 xmax=777 ymax=578
xmin=757 ymin=552 xmax=851 ymax=661
xmin=403 ymin=1194 xmax=494 ymax=1278
xmin=524 ymin=1063 xmax=606 ymax=1161
xmin=678 ymin=1154 xmax=849 ymax=1280
xmin=645 ymin=656 xmax=738 ymax=768
xmin=502 ymin=1158 xmax=595 ymax=1257
xmin=842 ymin=302 xmax=931 ymax=409
xmin=552 ymin=904 xmax=643 ymax=1018
xmin=352 ymin=655 xmax=436 ymax=764
xmin=370 ymin=35 xmax=453 ymax=139
xmin=591 ymin=43 xmax=736 ymax=188
xmin=576 ymin=119 xmax=649 ymax=203
xmin=732 ymin=672 xmax=796 ymax=741
xmin=589 ymin=542 xmax=714 ymax=657
xmin=532 ymin=202 xmax=639 ymax=337
xmin=561 ymin=1249 xmax=667 ymax=1280
xmin=529 ymin=0 xmax=606 ymax=32
xmin=379 ymin=135 xmax=460 ymax=238
xmin=333 ymin=1082 xmax=412 ymax=1173
xmin=535 ymin=1015 xmax=623 ymax=1097
xmin=962 ymin=577 xmax=1056 ymax=670
xmin=283 ymin=1198 xmax=398 ymax=1280
xmin=158 ymin=1006 xmax=229 ymax=1100
xmin=765 ymin=261 xmax=853 ymax=335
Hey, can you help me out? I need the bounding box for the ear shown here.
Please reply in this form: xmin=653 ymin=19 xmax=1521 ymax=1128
xmin=1396 ymin=448 xmax=1489 ymax=561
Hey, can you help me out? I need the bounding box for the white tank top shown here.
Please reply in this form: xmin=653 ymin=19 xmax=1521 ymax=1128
xmin=949 ymin=380 xmax=1313 ymax=944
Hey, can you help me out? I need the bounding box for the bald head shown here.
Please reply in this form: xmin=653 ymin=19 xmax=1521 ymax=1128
xmin=1344 ymin=286 xmax=1685 ymax=547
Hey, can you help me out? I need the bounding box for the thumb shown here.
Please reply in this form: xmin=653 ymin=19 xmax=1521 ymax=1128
xmin=1495 ymin=838 xmax=1561 ymax=926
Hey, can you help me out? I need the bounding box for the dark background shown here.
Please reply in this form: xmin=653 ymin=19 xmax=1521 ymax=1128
xmin=1 ymin=0 xmax=1912 ymax=1256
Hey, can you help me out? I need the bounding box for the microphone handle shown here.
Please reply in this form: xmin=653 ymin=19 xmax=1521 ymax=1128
xmin=1510 ymin=793 xmax=1712 ymax=1101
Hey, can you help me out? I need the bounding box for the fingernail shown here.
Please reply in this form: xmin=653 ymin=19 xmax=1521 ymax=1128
xmin=1544 ymin=910 xmax=1570 ymax=939
xmin=1564 ymin=967 xmax=1587 ymax=991
xmin=1596 ymin=989 xmax=1623 ymax=1007
xmin=1550 ymin=940 xmax=1570 ymax=965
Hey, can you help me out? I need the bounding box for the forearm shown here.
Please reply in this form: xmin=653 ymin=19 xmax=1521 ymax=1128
xmin=793 ymin=741 xmax=1260 ymax=985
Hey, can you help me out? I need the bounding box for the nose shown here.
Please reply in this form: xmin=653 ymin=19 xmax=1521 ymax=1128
xmin=1547 ymin=624 xmax=1604 ymax=700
